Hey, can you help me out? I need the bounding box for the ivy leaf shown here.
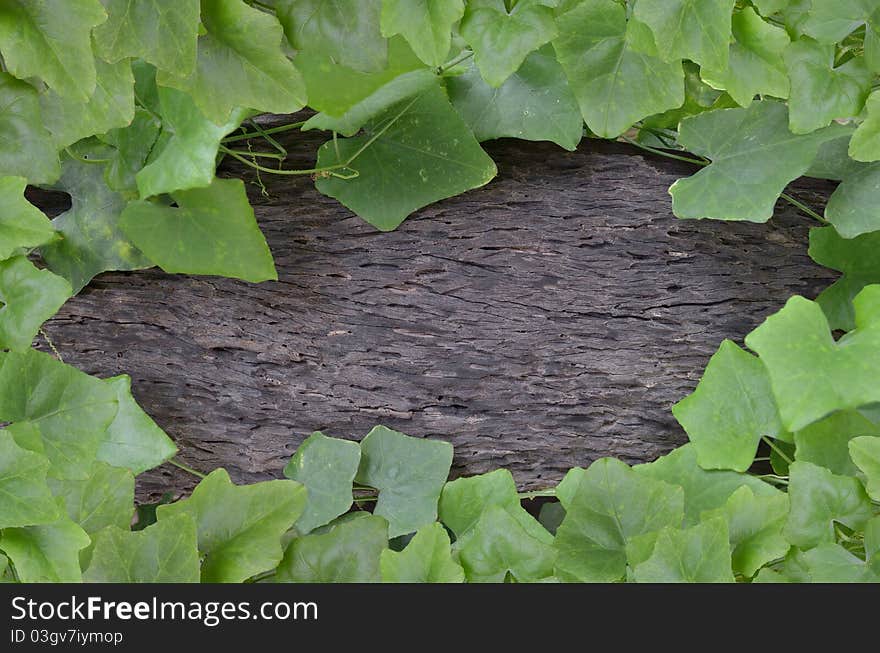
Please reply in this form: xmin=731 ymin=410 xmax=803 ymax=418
xmin=460 ymin=0 xmax=557 ymax=87
xmin=277 ymin=0 xmax=387 ymax=73
xmin=275 ymin=514 xmax=388 ymax=583
xmin=631 ymin=517 xmax=736 ymax=583
xmin=380 ymin=522 xmax=464 ymax=582
xmin=48 ymin=461 xmax=135 ymax=535
xmin=40 ymin=56 xmax=134 ymax=150
xmin=98 ymin=375 xmax=176 ymax=475
xmin=0 ymin=430 xmax=59 ymax=529
xmin=0 ymin=349 xmax=118 ymax=480
xmin=40 ymin=148 xmax=152 ymax=294
xmin=0 ymin=513 xmax=90 ymax=582
xmin=809 ymin=226 xmax=880 ymax=331
xmin=355 ymin=425 xmax=453 ymax=538
xmin=0 ymin=177 xmax=56 ymax=259
xmin=283 ymin=432 xmax=361 ymax=534
xmin=380 ymin=0 xmax=464 ymax=68
xmin=84 ymin=514 xmax=200 ymax=582
xmin=824 ymin=163 xmax=880 ymax=238
xmin=634 ymin=0 xmax=734 ymax=71
xmin=634 ymin=443 xmax=782 ymax=525
xmin=157 ymin=0 xmax=305 ymax=125
xmin=458 ymin=505 xmax=556 ymax=582
xmin=801 ymin=543 xmax=880 ymax=582
xmin=439 ymin=469 xmax=521 ymax=537
xmin=849 ymin=436 xmax=880 ymax=500
xmin=135 ymin=86 xmax=246 ymax=198
xmin=670 ymin=101 xmax=844 ymax=222
xmin=784 ymin=461 xmax=873 ymax=549
xmin=672 ymin=340 xmax=784 ymax=472
xmin=805 ymin=129 xmax=863 ymax=180
xmin=0 ymin=0 xmax=106 ymax=101
xmin=553 ymin=458 xmax=684 ymax=582
xmin=699 ymin=7 xmax=790 ymax=107
xmin=553 ymin=0 xmax=683 ymax=138
xmin=101 ymin=108 xmax=162 ymax=195
xmin=802 ymin=0 xmax=880 ymax=45
xmin=315 ymin=85 xmax=497 ymax=231
xmin=849 ymin=90 xmax=880 ymax=161
xmin=701 ymin=486 xmax=790 ymax=578
xmin=784 ymin=38 xmax=871 ymax=134
xmin=0 ymin=73 xmax=61 ymax=185
xmin=447 ymin=46 xmax=583 ymax=151
xmin=158 ymin=469 xmax=306 ymax=583
xmin=744 ymin=288 xmax=880 ymax=432
xmin=119 ymin=177 xmax=277 ymax=283
xmin=92 ymin=0 xmax=200 ymax=76
xmin=0 ymin=257 xmax=71 ymax=352
xmin=794 ymin=410 xmax=880 ymax=476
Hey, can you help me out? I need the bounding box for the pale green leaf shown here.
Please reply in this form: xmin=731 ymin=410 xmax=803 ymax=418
xmin=0 ymin=73 xmax=60 ymax=185
xmin=849 ymin=436 xmax=880 ymax=500
xmin=631 ymin=517 xmax=735 ymax=583
xmin=800 ymin=543 xmax=880 ymax=582
xmin=1 ymin=513 xmax=90 ymax=582
xmin=0 ymin=257 xmax=70 ymax=352
xmin=119 ymin=177 xmax=277 ymax=283
xmin=439 ymin=468 xmax=520 ymax=537
xmin=380 ymin=0 xmax=464 ymax=67
xmin=824 ymin=162 xmax=880 ymax=238
xmin=634 ymin=0 xmax=734 ymax=71
xmin=0 ymin=177 xmax=56 ymax=259
xmin=380 ymin=522 xmax=464 ymax=582
xmin=553 ymin=0 xmax=683 ymax=138
xmin=315 ymin=85 xmax=497 ymax=231
xmin=849 ymin=90 xmax=880 ymax=161
xmin=48 ymin=461 xmax=135 ymax=534
xmin=802 ymin=0 xmax=880 ymax=44
xmin=0 ymin=430 xmax=59 ymax=528
xmin=158 ymin=469 xmax=306 ymax=583
xmin=355 ymin=425 xmax=453 ymax=537
xmin=283 ymin=431 xmax=360 ymax=534
xmin=794 ymin=410 xmax=880 ymax=476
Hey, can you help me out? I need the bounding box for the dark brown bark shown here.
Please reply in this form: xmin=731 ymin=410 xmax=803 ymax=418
xmin=34 ymin=133 xmax=836 ymax=500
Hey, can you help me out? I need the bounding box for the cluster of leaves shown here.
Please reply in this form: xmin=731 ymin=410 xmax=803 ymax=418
xmin=3 ymin=0 xmax=880 ymax=582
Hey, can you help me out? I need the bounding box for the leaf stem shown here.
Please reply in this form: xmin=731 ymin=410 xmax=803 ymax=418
xmin=518 ymin=489 xmax=556 ymax=500
xmin=761 ymin=436 xmax=793 ymax=466
xmin=779 ymin=192 xmax=826 ymax=223
xmin=619 ymin=134 xmax=709 ymax=166
xmin=168 ymin=458 xmax=207 ymax=479
xmin=221 ymin=120 xmax=307 ymax=144
xmin=438 ymin=49 xmax=474 ymax=74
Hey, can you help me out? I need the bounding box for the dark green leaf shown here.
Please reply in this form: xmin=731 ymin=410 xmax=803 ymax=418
xmin=48 ymin=461 xmax=135 ymax=535
xmin=824 ymin=162 xmax=880 ymax=238
xmin=634 ymin=0 xmax=734 ymax=71
xmin=794 ymin=410 xmax=880 ymax=476
xmin=380 ymin=0 xmax=464 ymax=67
xmin=0 ymin=73 xmax=60 ymax=184
xmin=631 ymin=517 xmax=735 ymax=583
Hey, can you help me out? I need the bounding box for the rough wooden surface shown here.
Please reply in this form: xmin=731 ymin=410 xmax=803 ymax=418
xmin=34 ymin=133 xmax=836 ymax=500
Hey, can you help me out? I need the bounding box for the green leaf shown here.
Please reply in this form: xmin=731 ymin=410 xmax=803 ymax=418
xmin=157 ymin=0 xmax=305 ymax=124
xmin=458 ymin=505 xmax=556 ymax=582
xmin=802 ymin=0 xmax=880 ymax=44
xmin=276 ymin=514 xmax=388 ymax=582
xmin=0 ymin=73 xmax=61 ymax=185
xmin=283 ymin=432 xmax=360 ymax=534
xmin=0 ymin=0 xmax=106 ymax=101
xmin=158 ymin=469 xmax=306 ymax=583
xmin=135 ymin=86 xmax=246 ymax=198
xmin=380 ymin=522 xmax=464 ymax=582
xmin=439 ymin=469 xmax=520 ymax=537
xmin=101 ymin=108 xmax=162 ymax=195
xmin=805 ymin=129 xmax=863 ymax=180
xmin=553 ymin=0 xmax=683 ymax=138
xmin=0 ymin=349 xmax=118 ymax=480
xmin=800 ymin=543 xmax=880 ymax=582
xmin=672 ymin=340 xmax=783 ymax=472
xmin=670 ymin=102 xmax=843 ymax=222
xmin=699 ymin=7 xmax=790 ymax=107
xmin=809 ymin=225 xmax=880 ymax=331
xmin=0 ymin=430 xmax=59 ymax=529
xmin=849 ymin=90 xmax=880 ymax=161
xmin=355 ymin=425 xmax=453 ymax=537
xmin=784 ymin=38 xmax=871 ymax=134
xmin=0 ymin=257 xmax=71 ymax=352
xmin=849 ymin=436 xmax=880 ymax=500
xmin=119 ymin=177 xmax=277 ymax=283
xmin=315 ymin=85 xmax=497 ymax=231
xmin=48 ymin=461 xmax=135 ymax=535
xmin=84 ymin=514 xmax=200 ymax=582
xmin=0 ymin=177 xmax=56 ymax=259
xmin=744 ymin=288 xmax=880 ymax=432
xmin=634 ymin=443 xmax=781 ymax=525
xmin=447 ymin=46 xmax=583 ymax=151
xmin=634 ymin=0 xmax=734 ymax=71
xmin=98 ymin=375 xmax=176 ymax=475
xmin=824 ymin=162 xmax=880 ymax=238
xmin=554 ymin=466 xmax=585 ymax=510
xmin=784 ymin=461 xmax=873 ymax=549
xmin=277 ymin=0 xmax=387 ymax=73
xmin=0 ymin=513 xmax=90 ymax=582
xmin=794 ymin=410 xmax=880 ymax=476
xmin=40 ymin=55 xmax=134 ymax=150
xmin=631 ymin=517 xmax=735 ymax=583
xmin=701 ymin=486 xmax=789 ymax=578
xmin=553 ymin=458 xmax=684 ymax=582
xmin=39 ymin=149 xmax=152 ymax=294
xmin=93 ymin=0 xmax=200 ymax=76
xmin=460 ymin=0 xmax=557 ymax=87
xmin=380 ymin=0 xmax=464 ymax=67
